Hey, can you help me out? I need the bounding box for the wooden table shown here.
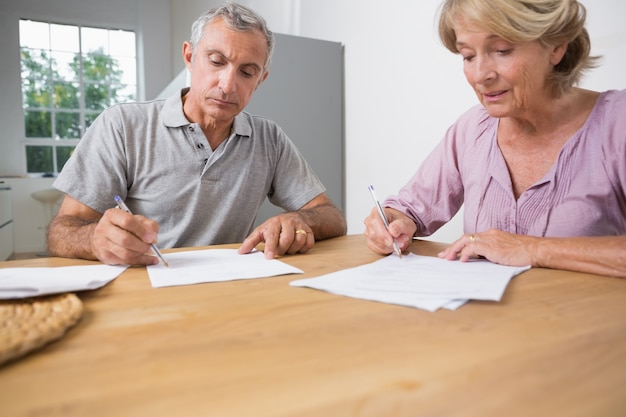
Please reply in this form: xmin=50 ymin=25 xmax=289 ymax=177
xmin=1 ymin=234 xmax=625 ymax=416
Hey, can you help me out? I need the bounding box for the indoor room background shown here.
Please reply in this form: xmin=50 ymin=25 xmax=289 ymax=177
xmin=0 ymin=0 xmax=624 ymax=257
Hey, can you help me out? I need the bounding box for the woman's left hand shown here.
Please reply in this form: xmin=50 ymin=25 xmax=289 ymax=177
xmin=438 ymin=228 xmax=538 ymax=267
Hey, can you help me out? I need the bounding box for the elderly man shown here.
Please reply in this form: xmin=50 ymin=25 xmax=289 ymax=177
xmin=48 ymin=2 xmax=346 ymax=266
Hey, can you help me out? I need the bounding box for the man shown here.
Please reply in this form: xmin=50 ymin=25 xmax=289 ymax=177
xmin=47 ymin=2 xmax=346 ymax=266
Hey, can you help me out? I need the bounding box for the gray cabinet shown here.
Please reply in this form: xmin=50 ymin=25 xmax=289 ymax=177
xmin=245 ymin=33 xmax=344 ymax=225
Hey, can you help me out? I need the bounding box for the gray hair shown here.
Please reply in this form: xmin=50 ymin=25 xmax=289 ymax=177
xmin=189 ymin=2 xmax=275 ymax=70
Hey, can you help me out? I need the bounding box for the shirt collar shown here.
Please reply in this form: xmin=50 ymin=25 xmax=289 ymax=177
xmin=162 ymin=87 xmax=252 ymax=138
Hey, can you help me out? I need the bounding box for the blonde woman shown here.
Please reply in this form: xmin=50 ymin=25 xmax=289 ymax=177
xmin=365 ymin=0 xmax=626 ymax=278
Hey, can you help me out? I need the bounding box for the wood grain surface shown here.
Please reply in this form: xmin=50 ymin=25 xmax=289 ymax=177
xmin=0 ymin=235 xmax=624 ymax=417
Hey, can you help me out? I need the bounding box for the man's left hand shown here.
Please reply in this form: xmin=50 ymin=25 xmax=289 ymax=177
xmin=238 ymin=213 xmax=314 ymax=258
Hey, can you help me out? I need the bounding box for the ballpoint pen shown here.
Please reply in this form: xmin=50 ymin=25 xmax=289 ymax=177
xmin=368 ymin=185 xmax=402 ymax=259
xmin=114 ymin=195 xmax=169 ymax=267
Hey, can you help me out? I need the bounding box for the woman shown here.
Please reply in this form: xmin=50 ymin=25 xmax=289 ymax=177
xmin=364 ymin=0 xmax=626 ymax=278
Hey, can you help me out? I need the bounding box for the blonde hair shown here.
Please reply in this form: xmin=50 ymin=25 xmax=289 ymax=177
xmin=438 ymin=0 xmax=600 ymax=96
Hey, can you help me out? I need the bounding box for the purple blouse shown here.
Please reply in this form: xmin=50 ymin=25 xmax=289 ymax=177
xmin=385 ymin=89 xmax=626 ymax=238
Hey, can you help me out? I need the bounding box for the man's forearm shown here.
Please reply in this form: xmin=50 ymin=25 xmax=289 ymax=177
xmin=298 ymin=204 xmax=347 ymax=241
xmin=47 ymin=215 xmax=98 ymax=260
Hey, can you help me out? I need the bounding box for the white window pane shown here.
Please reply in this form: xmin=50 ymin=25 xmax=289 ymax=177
xmin=51 ymin=51 xmax=79 ymax=81
xmin=109 ymin=30 xmax=135 ymax=57
xmin=19 ymin=20 xmax=50 ymax=50
xmin=21 ymin=48 xmax=52 ymax=80
xmin=111 ymin=84 xmax=136 ymax=104
xmin=50 ymin=23 xmax=79 ymax=53
xmin=52 ymin=81 xmax=80 ymax=109
xmin=50 ymin=24 xmax=79 ymax=52
xmin=81 ymin=27 xmax=109 ymax=54
xmin=116 ymin=57 xmax=136 ymax=85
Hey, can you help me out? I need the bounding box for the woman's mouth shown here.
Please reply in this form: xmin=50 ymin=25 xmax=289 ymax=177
xmin=483 ymin=90 xmax=507 ymax=101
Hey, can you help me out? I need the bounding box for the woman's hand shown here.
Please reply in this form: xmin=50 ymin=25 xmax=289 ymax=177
xmin=364 ymin=207 xmax=416 ymax=255
xmin=438 ymin=228 xmax=538 ymax=266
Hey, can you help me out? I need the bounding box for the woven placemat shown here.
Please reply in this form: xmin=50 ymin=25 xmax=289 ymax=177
xmin=0 ymin=293 xmax=84 ymax=366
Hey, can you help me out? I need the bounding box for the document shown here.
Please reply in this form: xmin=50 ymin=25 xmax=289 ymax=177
xmin=146 ymin=249 xmax=304 ymax=288
xmin=0 ymin=265 xmax=128 ymax=299
xmin=290 ymin=253 xmax=530 ymax=312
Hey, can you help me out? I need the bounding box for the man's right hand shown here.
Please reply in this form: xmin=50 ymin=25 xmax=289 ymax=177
xmin=90 ymin=207 xmax=161 ymax=266
xmin=47 ymin=195 xmax=161 ymax=266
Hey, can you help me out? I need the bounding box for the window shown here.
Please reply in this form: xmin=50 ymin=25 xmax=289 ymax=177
xmin=19 ymin=19 xmax=136 ymax=174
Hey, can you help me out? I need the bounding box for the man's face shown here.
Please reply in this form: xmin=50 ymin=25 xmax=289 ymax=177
xmin=183 ymin=17 xmax=269 ymax=125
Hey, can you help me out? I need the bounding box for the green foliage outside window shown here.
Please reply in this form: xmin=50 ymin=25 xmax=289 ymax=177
xmin=19 ymin=20 xmax=136 ymax=174
xmin=26 ymin=146 xmax=53 ymax=173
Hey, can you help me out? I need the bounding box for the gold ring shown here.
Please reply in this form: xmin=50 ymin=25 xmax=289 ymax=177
xmin=469 ymin=234 xmax=476 ymax=243
xmin=295 ymin=229 xmax=307 ymax=235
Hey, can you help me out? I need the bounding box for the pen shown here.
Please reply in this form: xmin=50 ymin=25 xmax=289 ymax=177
xmin=368 ymin=185 xmax=402 ymax=259
xmin=114 ymin=195 xmax=169 ymax=267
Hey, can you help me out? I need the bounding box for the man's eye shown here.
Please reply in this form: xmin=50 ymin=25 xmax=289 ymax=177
xmin=241 ymin=67 xmax=259 ymax=78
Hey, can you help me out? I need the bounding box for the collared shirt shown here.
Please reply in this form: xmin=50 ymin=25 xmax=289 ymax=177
xmin=54 ymin=88 xmax=325 ymax=248
xmin=385 ymin=89 xmax=626 ymax=237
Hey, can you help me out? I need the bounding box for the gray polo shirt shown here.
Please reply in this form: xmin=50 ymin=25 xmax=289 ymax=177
xmin=54 ymin=88 xmax=325 ymax=248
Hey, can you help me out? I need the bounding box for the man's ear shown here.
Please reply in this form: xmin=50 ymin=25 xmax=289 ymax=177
xmin=256 ymin=70 xmax=269 ymax=89
xmin=182 ymin=41 xmax=194 ymax=70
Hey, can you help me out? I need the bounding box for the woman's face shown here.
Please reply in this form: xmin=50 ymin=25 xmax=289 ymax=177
xmin=454 ymin=19 xmax=563 ymax=119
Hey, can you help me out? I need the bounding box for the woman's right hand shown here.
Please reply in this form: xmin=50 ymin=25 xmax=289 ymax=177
xmin=364 ymin=207 xmax=416 ymax=255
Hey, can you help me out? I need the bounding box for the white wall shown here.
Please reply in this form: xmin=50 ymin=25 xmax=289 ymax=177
xmin=180 ymin=0 xmax=625 ymax=243
xmin=296 ymin=0 xmax=473 ymax=243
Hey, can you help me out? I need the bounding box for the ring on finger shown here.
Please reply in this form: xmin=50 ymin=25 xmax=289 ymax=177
xmin=295 ymin=229 xmax=307 ymax=236
xmin=469 ymin=234 xmax=476 ymax=243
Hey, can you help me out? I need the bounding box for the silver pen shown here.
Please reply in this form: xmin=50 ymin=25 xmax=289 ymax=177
xmin=114 ymin=195 xmax=169 ymax=267
xmin=368 ymin=185 xmax=402 ymax=258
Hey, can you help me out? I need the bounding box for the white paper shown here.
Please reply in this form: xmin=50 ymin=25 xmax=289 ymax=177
xmin=0 ymin=264 xmax=128 ymax=299
xmin=146 ymin=249 xmax=304 ymax=288
xmin=290 ymin=253 xmax=530 ymax=312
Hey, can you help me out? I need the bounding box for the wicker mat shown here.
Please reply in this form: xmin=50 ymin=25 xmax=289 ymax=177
xmin=0 ymin=293 xmax=84 ymax=366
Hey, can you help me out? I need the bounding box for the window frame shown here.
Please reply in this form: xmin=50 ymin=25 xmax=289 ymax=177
xmin=19 ymin=19 xmax=137 ymax=174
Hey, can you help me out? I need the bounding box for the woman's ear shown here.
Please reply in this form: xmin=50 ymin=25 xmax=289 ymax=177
xmin=550 ymin=42 xmax=568 ymax=66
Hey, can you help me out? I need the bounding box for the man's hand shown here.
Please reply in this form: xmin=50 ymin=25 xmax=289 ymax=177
xmin=238 ymin=212 xmax=314 ymax=258
xmin=47 ymin=195 xmax=162 ymax=266
xmin=239 ymin=193 xmax=346 ymax=259
xmin=90 ymin=207 xmax=161 ymax=266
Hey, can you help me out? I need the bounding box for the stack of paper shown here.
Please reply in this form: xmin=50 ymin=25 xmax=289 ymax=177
xmin=290 ymin=253 xmax=530 ymax=312
xmin=0 ymin=265 xmax=128 ymax=299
